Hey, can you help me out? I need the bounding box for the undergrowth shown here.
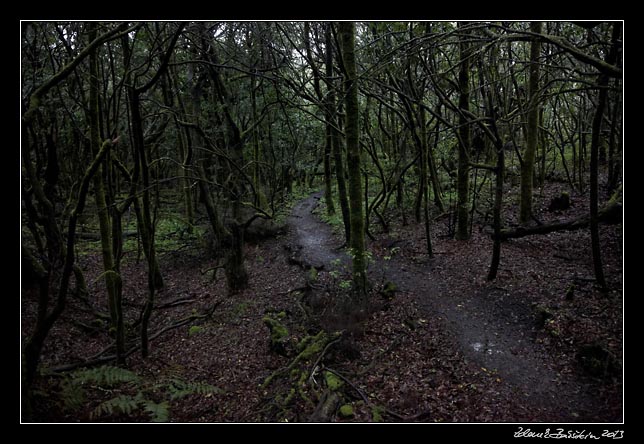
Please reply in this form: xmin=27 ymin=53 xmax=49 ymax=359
xmin=49 ymin=365 xmax=220 ymax=422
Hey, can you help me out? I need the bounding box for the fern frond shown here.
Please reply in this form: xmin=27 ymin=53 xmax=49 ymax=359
xmin=59 ymin=379 xmax=85 ymax=411
xmin=165 ymin=378 xmax=220 ymax=400
xmin=142 ymin=400 xmax=170 ymax=422
xmin=91 ymin=394 xmax=142 ymax=420
xmin=72 ymin=365 xmax=140 ymax=387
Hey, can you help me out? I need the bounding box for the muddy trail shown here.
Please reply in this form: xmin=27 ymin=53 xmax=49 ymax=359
xmin=288 ymin=191 xmax=611 ymax=422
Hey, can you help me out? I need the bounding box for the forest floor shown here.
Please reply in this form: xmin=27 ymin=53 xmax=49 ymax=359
xmin=24 ymin=180 xmax=623 ymax=423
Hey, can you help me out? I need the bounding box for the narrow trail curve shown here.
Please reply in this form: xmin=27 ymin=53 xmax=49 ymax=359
xmin=286 ymin=191 xmax=607 ymax=422
xmin=380 ymin=258 xmax=605 ymax=422
xmin=286 ymin=191 xmax=348 ymax=270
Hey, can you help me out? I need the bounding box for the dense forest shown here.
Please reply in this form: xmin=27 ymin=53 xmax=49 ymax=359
xmin=21 ymin=21 xmax=622 ymax=423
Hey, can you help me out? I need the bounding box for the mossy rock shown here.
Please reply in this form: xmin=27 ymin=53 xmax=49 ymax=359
xmin=338 ymin=404 xmax=354 ymax=418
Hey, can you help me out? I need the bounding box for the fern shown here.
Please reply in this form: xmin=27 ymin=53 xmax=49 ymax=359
xmin=55 ymin=364 xmax=218 ymax=422
xmin=164 ymin=378 xmax=220 ymax=400
xmin=73 ymin=366 xmax=140 ymax=387
xmin=59 ymin=379 xmax=86 ymax=411
xmin=142 ymin=400 xmax=170 ymax=422
xmin=91 ymin=393 xmax=142 ymax=420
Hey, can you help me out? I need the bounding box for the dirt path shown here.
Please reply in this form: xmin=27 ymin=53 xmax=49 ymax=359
xmin=287 ymin=191 xmax=608 ymax=422
xmin=287 ymin=191 xmax=348 ymax=269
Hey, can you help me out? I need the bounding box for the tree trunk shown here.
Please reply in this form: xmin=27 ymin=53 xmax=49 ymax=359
xmin=339 ymin=22 xmax=367 ymax=301
xmin=197 ymin=164 xmax=229 ymax=249
xmin=519 ymin=21 xmax=542 ymax=224
xmin=494 ymin=194 xmax=621 ymax=240
xmin=428 ymin=107 xmax=444 ymax=212
xmin=607 ymin=81 xmax=621 ymax=192
xmin=306 ymin=22 xmax=336 ymax=216
xmin=456 ymin=22 xmax=471 ymax=240
xmin=250 ymin=69 xmax=262 ymax=208
xmin=418 ymin=105 xmax=433 ymax=256
xmin=327 ymin=23 xmax=351 ymax=245
xmin=88 ymin=23 xmax=124 ymax=365
xmin=589 ymin=23 xmax=620 ymax=291
xmin=124 ymin=71 xmax=164 ymax=291
xmin=323 ymin=92 xmax=336 ymax=215
xmin=488 ymin=142 xmax=505 ymax=280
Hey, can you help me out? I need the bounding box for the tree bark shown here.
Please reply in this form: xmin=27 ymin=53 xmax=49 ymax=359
xmin=519 ymin=21 xmax=542 ymax=224
xmin=321 ymin=26 xmax=336 ymax=216
xmin=589 ymin=23 xmax=620 ymax=291
xmin=339 ymin=22 xmax=367 ymax=301
xmin=456 ymin=22 xmax=471 ymax=240
xmin=488 ymin=141 xmax=504 ymax=280
xmin=87 ymin=23 xmax=125 ymax=365
xmin=327 ymin=23 xmax=351 ymax=245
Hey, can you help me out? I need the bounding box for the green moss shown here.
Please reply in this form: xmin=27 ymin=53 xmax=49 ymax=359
xmin=296 ymin=334 xmax=314 ymax=352
xmin=261 ymin=330 xmax=335 ymax=389
xmin=339 ymin=404 xmax=354 ymax=418
xmin=382 ymin=281 xmax=397 ymax=298
xmin=262 ymin=315 xmax=289 ymax=346
xmin=233 ymin=302 xmax=249 ymax=317
xmin=299 ymin=331 xmax=328 ymax=360
xmin=188 ymin=325 xmax=203 ymax=336
xmin=371 ymin=405 xmax=385 ymax=422
xmin=324 ymin=371 xmax=344 ymax=391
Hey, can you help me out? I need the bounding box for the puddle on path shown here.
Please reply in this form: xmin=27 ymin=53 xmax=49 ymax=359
xmin=470 ymin=341 xmax=503 ymax=355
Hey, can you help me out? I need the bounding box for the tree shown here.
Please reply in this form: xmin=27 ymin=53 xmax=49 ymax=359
xmin=328 ymin=23 xmax=352 ymax=245
xmin=519 ymin=21 xmax=543 ymax=224
xmin=589 ymin=22 xmax=621 ymax=291
xmin=87 ymin=22 xmax=125 ymax=364
xmin=339 ymin=22 xmax=367 ymax=302
xmin=455 ymin=22 xmax=472 ymax=240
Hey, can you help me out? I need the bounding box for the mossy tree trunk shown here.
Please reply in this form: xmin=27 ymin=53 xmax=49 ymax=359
xmin=339 ymin=22 xmax=367 ymax=301
xmin=88 ymin=23 xmax=125 ymax=365
xmin=327 ymin=23 xmax=351 ymax=245
xmin=519 ymin=21 xmax=543 ymax=224
xmin=456 ymin=22 xmax=471 ymax=240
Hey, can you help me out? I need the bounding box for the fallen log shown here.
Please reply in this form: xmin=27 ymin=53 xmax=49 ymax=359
xmin=494 ymin=199 xmax=621 ymax=241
